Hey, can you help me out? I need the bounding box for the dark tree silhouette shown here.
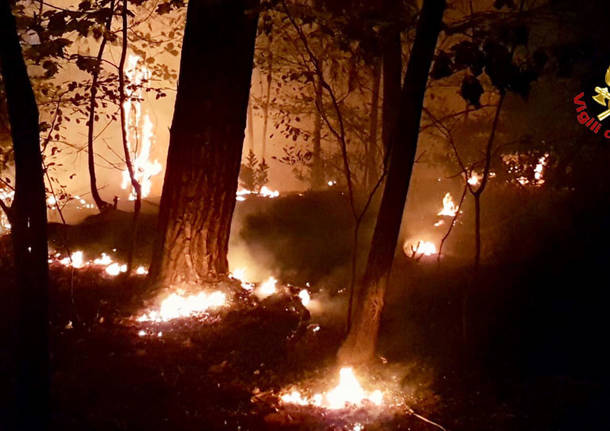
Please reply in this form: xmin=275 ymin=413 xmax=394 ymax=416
xmin=0 ymin=1 xmax=50 ymax=429
xmin=338 ymin=0 xmax=446 ymax=364
xmin=148 ymin=0 xmax=259 ymax=286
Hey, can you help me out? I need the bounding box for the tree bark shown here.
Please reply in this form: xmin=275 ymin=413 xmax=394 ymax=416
xmin=87 ymin=0 xmax=115 ymax=212
xmin=381 ymin=0 xmax=402 ymax=164
xmin=247 ymin=95 xmax=255 ymax=153
xmin=261 ymin=31 xmax=273 ymax=160
xmin=148 ymin=0 xmax=259 ymax=287
xmin=366 ymin=58 xmax=381 ymax=190
xmin=117 ymin=0 xmax=141 ymax=274
xmin=0 ymin=1 xmax=50 ymax=428
xmin=311 ymin=67 xmax=324 ymax=190
xmin=338 ymin=0 xmax=446 ymax=365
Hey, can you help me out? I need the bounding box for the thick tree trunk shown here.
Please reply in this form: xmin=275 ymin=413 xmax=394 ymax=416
xmin=0 ymin=1 xmax=50 ymax=429
xmin=311 ymin=69 xmax=324 ymax=190
xmin=381 ymin=0 xmax=402 ymax=164
xmin=148 ymin=0 xmax=258 ymax=287
xmin=366 ymin=59 xmax=381 ymax=190
xmin=87 ymin=0 xmax=115 ymax=212
xmin=338 ymin=0 xmax=446 ymax=365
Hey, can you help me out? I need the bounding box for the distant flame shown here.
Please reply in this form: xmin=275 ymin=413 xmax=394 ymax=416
xmin=437 ymin=192 xmax=457 ymax=217
xmin=468 ymin=172 xmax=480 ymax=186
xmin=404 ymin=240 xmax=437 ymax=257
xmin=236 ymin=186 xmax=280 ymax=201
xmin=121 ymin=54 xmax=162 ymax=201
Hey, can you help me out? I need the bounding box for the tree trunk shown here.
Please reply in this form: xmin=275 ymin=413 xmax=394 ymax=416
xmin=148 ymin=0 xmax=259 ymax=287
xmin=381 ymin=0 xmax=402 ymax=164
xmin=0 ymin=2 xmax=50 ymax=428
xmin=87 ymin=0 xmax=115 ymax=212
xmin=247 ymin=95 xmax=255 ymax=152
xmin=311 ymin=68 xmax=324 ymax=190
xmin=261 ymin=33 xmax=273 ymax=160
xmin=117 ymin=0 xmax=141 ymax=274
xmin=338 ymin=0 xmax=446 ymax=365
xmin=366 ymin=59 xmax=381 ymax=190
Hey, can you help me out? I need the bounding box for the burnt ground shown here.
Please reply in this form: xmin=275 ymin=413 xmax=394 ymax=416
xmin=1 ymin=191 xmax=609 ymax=430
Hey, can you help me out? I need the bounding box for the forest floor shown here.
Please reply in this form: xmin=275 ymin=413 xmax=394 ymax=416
xmin=1 ymin=193 xmax=607 ymax=430
xmin=2 ymin=261 xmax=601 ymax=431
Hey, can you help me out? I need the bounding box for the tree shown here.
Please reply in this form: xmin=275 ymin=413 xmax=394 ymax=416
xmin=337 ymin=0 xmax=447 ymax=364
xmin=148 ymin=0 xmax=259 ymax=287
xmin=0 ymin=0 xmax=50 ymax=428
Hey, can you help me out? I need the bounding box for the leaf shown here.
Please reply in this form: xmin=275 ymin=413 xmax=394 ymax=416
xmin=460 ymin=75 xmax=484 ymax=107
xmin=430 ymin=51 xmax=454 ymax=80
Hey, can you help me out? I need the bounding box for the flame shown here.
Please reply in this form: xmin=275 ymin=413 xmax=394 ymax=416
xmin=404 ymin=240 xmax=437 ymax=257
xmin=468 ymin=172 xmax=480 ymax=185
xmin=236 ymin=186 xmax=280 ymax=201
xmin=256 ymin=276 xmax=277 ymax=299
xmin=280 ymin=367 xmax=383 ymax=410
xmin=120 ymin=54 xmax=162 ymax=201
xmin=437 ymin=192 xmax=458 ymax=217
xmin=259 ymin=186 xmax=280 ymax=198
xmin=298 ymin=289 xmax=310 ymax=306
xmin=229 ymin=267 xmax=253 ymax=290
xmin=0 ymin=188 xmax=14 ymax=234
xmin=105 ymin=262 xmax=127 ymax=276
xmin=137 ymin=290 xmax=227 ymax=322
xmin=51 ymin=250 xmax=131 ymax=277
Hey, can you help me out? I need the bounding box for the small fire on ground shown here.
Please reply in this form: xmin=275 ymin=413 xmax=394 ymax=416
xmin=236 ymin=186 xmax=280 ymax=201
xmin=280 ymin=367 xmax=383 ymax=410
xmin=133 ymin=267 xmax=313 ymax=326
xmin=49 ymin=250 xmax=147 ymax=277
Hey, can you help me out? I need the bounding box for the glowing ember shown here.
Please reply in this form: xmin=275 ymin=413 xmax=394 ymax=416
xmin=437 ymin=192 xmax=457 ymax=217
xmin=280 ymin=367 xmax=383 ymax=410
xmin=298 ymin=289 xmax=311 ymax=306
xmin=137 ymin=290 xmax=227 ymax=322
xmin=120 ymin=54 xmax=163 ymax=200
xmin=256 ymin=276 xmax=277 ymax=299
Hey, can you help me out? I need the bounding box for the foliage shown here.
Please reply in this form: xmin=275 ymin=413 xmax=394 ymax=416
xmin=239 ymin=150 xmax=270 ymax=192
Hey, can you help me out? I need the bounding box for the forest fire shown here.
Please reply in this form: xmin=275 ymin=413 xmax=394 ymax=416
xmin=2 ymin=0 xmax=603 ymax=429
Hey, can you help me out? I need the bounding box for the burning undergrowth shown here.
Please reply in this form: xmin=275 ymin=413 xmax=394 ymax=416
xmin=251 ymin=362 xmax=444 ymax=431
